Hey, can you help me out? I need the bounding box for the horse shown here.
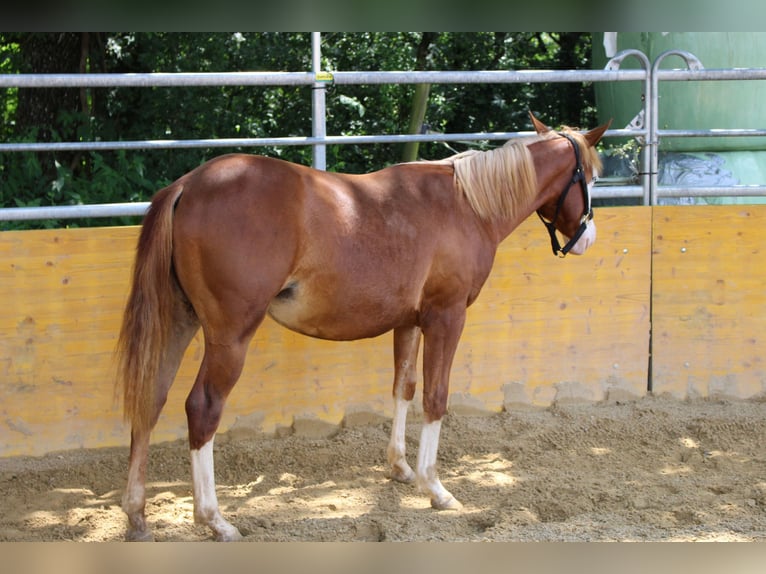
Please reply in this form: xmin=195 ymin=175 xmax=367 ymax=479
xmin=115 ymin=112 xmax=609 ymax=541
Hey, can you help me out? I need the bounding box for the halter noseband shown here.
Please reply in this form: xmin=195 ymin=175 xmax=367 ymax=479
xmin=536 ymin=132 xmax=594 ymax=258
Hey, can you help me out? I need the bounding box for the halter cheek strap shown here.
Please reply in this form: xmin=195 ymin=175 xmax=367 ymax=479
xmin=537 ymin=132 xmax=594 ymax=257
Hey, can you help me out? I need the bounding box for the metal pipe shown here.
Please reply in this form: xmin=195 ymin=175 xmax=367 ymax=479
xmin=2 ymin=67 xmax=759 ymax=90
xmin=329 ymin=69 xmax=647 ymax=84
xmin=656 ymin=68 xmax=766 ymax=81
xmin=0 ymin=68 xmax=646 ymax=89
xmin=0 ymin=129 xmax=633 ymax=153
xmin=656 ymin=185 xmax=766 ymax=198
xmin=0 ymin=187 xmax=651 ymax=222
xmin=591 ymin=186 xmax=644 ymax=199
xmin=311 ymin=32 xmax=327 ymax=171
xmin=2 ymin=186 xmax=761 ymax=223
xmin=0 ymin=202 xmax=150 ymax=221
xmin=657 ymin=129 xmax=766 ymax=138
xmin=0 ymin=71 xmax=315 ymax=88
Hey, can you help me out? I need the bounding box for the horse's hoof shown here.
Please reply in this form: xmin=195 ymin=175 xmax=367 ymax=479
xmin=431 ymin=495 xmax=463 ymax=511
xmin=215 ymin=527 xmax=244 ymax=542
xmin=125 ymin=529 xmax=154 ymax=542
xmin=388 ymin=465 xmax=416 ymax=484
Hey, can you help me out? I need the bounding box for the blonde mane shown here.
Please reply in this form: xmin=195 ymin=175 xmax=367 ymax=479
xmin=441 ymin=127 xmax=602 ymax=222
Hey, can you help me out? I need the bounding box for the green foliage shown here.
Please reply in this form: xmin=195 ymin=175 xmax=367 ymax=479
xmin=0 ymin=32 xmax=595 ymax=229
xmin=0 ymin=40 xmax=20 ymax=141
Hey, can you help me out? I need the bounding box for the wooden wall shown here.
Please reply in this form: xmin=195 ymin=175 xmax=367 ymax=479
xmin=1 ymin=205 xmax=762 ymax=458
xmin=651 ymin=206 xmax=766 ymax=399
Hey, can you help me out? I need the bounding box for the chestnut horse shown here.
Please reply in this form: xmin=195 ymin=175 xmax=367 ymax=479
xmin=116 ymin=113 xmax=608 ymax=541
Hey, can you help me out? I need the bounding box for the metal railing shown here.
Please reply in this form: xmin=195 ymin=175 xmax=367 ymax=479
xmin=1 ymin=34 xmax=766 ymax=222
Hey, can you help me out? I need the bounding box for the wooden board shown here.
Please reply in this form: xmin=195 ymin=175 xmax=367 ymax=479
xmin=0 ymin=207 xmax=652 ymax=457
xmin=651 ymin=205 xmax=766 ymax=399
xmin=0 ymin=227 xmax=139 ymax=457
xmin=458 ymin=206 xmax=651 ymax=408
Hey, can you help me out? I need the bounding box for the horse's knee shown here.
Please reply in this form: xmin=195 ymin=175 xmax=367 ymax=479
xmin=185 ymin=346 xmax=246 ymax=448
xmin=402 ymin=379 xmax=417 ymax=401
xmin=185 ymin=388 xmax=226 ymax=449
xmin=422 ymin=385 xmax=449 ymax=422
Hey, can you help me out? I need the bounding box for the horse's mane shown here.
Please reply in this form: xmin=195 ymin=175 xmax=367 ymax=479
xmin=439 ymin=127 xmax=602 ymax=222
xmin=555 ymin=125 xmax=603 ymax=177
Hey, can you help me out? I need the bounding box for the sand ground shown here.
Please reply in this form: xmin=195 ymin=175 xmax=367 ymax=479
xmin=1 ymin=395 xmax=764 ymax=542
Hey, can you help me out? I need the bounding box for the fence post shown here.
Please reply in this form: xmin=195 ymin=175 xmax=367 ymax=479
xmin=649 ymin=50 xmax=704 ymax=205
xmin=604 ymin=49 xmax=652 ymax=205
xmin=311 ymin=32 xmax=327 ymax=171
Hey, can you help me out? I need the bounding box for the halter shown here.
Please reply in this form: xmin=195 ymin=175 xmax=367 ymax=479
xmin=536 ymin=132 xmax=594 ymax=258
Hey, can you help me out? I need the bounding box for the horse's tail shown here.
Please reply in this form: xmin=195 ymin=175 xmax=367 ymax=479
xmin=116 ymin=184 xmax=185 ymax=433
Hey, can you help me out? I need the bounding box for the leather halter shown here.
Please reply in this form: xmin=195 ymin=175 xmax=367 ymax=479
xmin=536 ymin=132 xmax=594 ymax=257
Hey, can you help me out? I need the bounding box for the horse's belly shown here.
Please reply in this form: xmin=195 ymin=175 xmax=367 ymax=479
xmin=266 ymin=281 xmax=413 ymax=341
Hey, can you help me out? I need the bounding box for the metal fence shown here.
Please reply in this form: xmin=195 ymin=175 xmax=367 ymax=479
xmin=2 ymin=33 xmax=766 ymax=222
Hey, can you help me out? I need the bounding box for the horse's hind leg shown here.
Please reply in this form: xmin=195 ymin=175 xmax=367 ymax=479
xmin=185 ymin=322 xmax=262 ymax=542
xmin=123 ymin=294 xmax=199 ymax=541
xmin=387 ymin=325 xmax=421 ymax=484
xmin=123 ymin=429 xmax=153 ymax=541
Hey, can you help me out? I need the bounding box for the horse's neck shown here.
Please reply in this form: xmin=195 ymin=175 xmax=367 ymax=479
xmin=494 ymin=219 xmax=524 ymax=247
xmin=485 ymin=195 xmax=543 ymax=246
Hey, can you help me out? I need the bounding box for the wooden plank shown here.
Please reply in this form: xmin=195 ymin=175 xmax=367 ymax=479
xmin=0 ymin=227 xmax=140 ymax=457
xmin=0 ymin=206 xmax=652 ymax=457
xmin=652 ymin=205 xmax=766 ymax=399
xmin=460 ymin=206 xmax=651 ymax=408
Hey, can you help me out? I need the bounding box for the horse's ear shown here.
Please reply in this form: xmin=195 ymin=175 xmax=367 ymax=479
xmin=584 ymin=119 xmax=612 ymax=147
xmin=529 ymin=111 xmax=551 ymax=134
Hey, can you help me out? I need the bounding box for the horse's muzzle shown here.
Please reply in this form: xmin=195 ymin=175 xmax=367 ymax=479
xmin=566 ymin=221 xmax=597 ymax=255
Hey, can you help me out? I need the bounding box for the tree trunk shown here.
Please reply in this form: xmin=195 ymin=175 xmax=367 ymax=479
xmin=553 ymin=33 xmax=589 ymax=126
xmin=401 ymin=33 xmax=437 ymax=162
xmin=12 ymin=33 xmax=104 ymax=181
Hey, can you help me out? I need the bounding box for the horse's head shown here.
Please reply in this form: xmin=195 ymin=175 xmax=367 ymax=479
xmin=529 ymin=112 xmax=610 ymax=257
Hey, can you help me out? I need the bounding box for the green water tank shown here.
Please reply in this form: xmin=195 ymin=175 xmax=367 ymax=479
xmin=593 ymin=32 xmax=766 ymax=201
xmin=593 ymin=32 xmax=766 ymax=152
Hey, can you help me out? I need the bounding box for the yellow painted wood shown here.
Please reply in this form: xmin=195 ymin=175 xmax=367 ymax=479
xmin=0 ymin=207 xmax=651 ymax=457
xmin=462 ymin=206 xmax=652 ymax=408
xmin=0 ymin=227 xmax=140 ymax=457
xmin=652 ymin=205 xmax=766 ymax=399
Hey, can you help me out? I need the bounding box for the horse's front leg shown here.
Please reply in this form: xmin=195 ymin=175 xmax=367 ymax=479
xmin=417 ymin=306 xmax=465 ymax=510
xmin=387 ymin=325 xmax=422 ymax=484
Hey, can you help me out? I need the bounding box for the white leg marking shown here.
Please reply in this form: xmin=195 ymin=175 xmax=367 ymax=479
xmin=122 ymin=459 xmax=145 ymax=516
xmin=122 ymin=450 xmax=153 ymax=541
xmin=416 ymin=420 xmax=462 ymax=510
xmin=387 ymin=397 xmax=415 ymax=483
xmin=190 ymin=438 xmax=242 ymax=541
